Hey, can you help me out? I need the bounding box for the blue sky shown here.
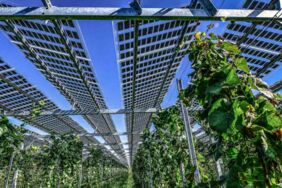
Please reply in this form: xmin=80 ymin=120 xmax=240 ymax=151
xmin=0 ymin=0 xmax=281 ymax=146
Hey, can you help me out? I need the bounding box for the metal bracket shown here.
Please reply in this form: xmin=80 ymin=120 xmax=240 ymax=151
xmin=129 ymin=0 xmax=142 ymax=15
xmin=199 ymin=0 xmax=218 ymax=16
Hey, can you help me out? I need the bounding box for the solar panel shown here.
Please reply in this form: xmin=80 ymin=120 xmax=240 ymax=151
xmin=223 ymin=0 xmax=282 ymax=77
xmin=0 ymin=59 xmax=127 ymax=164
xmin=0 ymin=59 xmax=94 ymax=141
xmin=0 ymin=7 xmax=125 ymax=159
xmin=114 ymin=19 xmax=200 ymax=160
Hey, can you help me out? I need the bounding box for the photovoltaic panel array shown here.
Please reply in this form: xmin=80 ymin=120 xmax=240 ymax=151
xmin=0 ymin=59 xmax=125 ymax=164
xmin=186 ymin=0 xmax=282 ymax=131
xmin=223 ymin=0 xmax=282 ymax=77
xmin=114 ymin=13 xmax=200 ymax=160
xmin=0 ymin=59 xmax=94 ymax=142
xmin=0 ymin=7 xmax=125 ymax=160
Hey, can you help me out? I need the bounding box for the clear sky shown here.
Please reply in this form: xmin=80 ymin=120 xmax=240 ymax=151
xmin=0 ymin=0 xmax=281 ymax=146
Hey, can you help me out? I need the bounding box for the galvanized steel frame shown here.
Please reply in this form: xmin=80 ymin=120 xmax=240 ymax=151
xmin=0 ymin=7 xmax=281 ymax=21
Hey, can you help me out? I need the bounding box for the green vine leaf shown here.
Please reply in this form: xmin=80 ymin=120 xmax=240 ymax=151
xmin=208 ymin=99 xmax=234 ymax=133
xmin=234 ymin=57 xmax=250 ymax=74
xmin=206 ymin=82 xmax=222 ymax=94
xmin=266 ymin=113 xmax=282 ymax=128
xmin=221 ymin=41 xmax=241 ymax=55
xmin=227 ymin=148 xmax=238 ymax=159
xmin=209 ymin=33 xmax=218 ymax=40
xmin=180 ymin=30 xmax=282 ymax=187
xmin=225 ymin=68 xmax=240 ymax=86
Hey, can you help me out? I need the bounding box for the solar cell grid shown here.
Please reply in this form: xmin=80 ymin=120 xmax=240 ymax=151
xmin=0 ymin=14 xmax=125 ymax=159
xmin=0 ymin=0 xmax=280 ymax=165
xmin=0 ymin=60 xmax=90 ymax=136
xmin=115 ymin=2 xmax=214 ymax=162
xmin=223 ymin=0 xmax=282 ymax=77
xmin=0 ymin=66 xmax=126 ymax=164
xmin=115 ymin=18 xmax=200 ymax=161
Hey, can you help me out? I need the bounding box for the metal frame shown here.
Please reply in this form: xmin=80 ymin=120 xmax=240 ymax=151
xmin=0 ymin=61 xmax=86 ymax=134
xmin=129 ymin=20 xmax=140 ymax=164
xmin=0 ymin=58 xmax=127 ymax=165
xmin=0 ymin=0 xmax=281 ymax=166
xmin=0 ymin=2 xmax=127 ymax=162
xmin=223 ymin=0 xmax=282 ymax=77
xmin=115 ymin=18 xmax=199 ymax=163
xmin=0 ymin=7 xmax=281 ymax=21
xmin=177 ymin=79 xmax=201 ymax=184
xmin=0 ymin=108 xmax=158 ymax=116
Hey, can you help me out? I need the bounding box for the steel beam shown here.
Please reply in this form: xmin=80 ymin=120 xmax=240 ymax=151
xmin=37 ymin=131 xmax=142 ymax=138
xmin=0 ymin=108 xmax=158 ymax=116
xmin=177 ymin=79 xmax=201 ymax=184
xmin=0 ymin=7 xmax=281 ymax=21
xmin=84 ymin=131 xmax=142 ymax=136
xmin=197 ymin=0 xmax=217 ymax=16
xmin=85 ymin=142 xmax=141 ymax=146
xmin=129 ymin=20 xmax=140 ymax=165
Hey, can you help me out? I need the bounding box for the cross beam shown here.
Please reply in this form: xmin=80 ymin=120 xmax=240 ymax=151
xmin=36 ymin=131 xmax=142 ymax=138
xmin=0 ymin=7 xmax=281 ymax=21
xmin=0 ymin=108 xmax=158 ymax=116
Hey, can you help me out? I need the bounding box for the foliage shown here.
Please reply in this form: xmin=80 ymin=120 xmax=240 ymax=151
xmin=133 ymin=26 xmax=281 ymax=188
xmin=0 ymin=117 xmax=129 ymax=188
xmin=133 ymin=107 xmax=195 ymax=187
xmin=36 ymin=134 xmax=84 ymax=187
xmin=0 ymin=116 xmax=26 ymax=166
xmin=1 ymin=26 xmax=281 ymax=188
xmin=82 ymin=147 xmax=127 ymax=187
xmin=180 ymin=27 xmax=282 ymax=187
xmin=0 ymin=116 xmax=26 ymax=188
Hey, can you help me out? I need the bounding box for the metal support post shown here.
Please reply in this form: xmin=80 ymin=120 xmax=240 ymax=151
xmin=0 ymin=7 xmax=281 ymax=21
xmin=216 ymin=158 xmax=223 ymax=178
xmin=11 ymin=143 xmax=24 ymax=188
xmin=177 ymin=79 xmax=201 ymax=184
xmin=5 ymin=152 xmax=15 ymax=188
